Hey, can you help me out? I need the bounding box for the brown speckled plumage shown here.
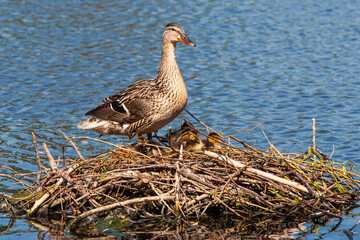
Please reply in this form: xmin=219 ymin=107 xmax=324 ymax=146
xmin=77 ymin=23 xmax=196 ymax=139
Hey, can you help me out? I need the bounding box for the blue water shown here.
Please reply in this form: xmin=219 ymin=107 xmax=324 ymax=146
xmin=1 ymin=0 xmax=360 ymax=238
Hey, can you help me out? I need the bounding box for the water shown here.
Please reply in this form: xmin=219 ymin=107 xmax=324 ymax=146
xmin=1 ymin=0 xmax=360 ymax=238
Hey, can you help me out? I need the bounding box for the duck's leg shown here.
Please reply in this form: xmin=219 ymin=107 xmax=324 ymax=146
xmin=147 ymin=133 xmax=152 ymax=141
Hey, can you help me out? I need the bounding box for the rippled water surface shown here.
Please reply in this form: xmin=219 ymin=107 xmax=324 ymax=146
xmin=1 ymin=0 xmax=360 ymax=239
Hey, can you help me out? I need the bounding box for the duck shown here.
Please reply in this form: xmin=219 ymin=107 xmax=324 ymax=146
xmin=77 ymin=23 xmax=196 ymax=140
xmin=167 ymin=119 xmax=204 ymax=152
xmin=205 ymin=132 xmax=223 ymax=152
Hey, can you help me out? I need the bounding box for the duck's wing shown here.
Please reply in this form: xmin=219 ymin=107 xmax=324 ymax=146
xmin=85 ymin=79 xmax=155 ymax=124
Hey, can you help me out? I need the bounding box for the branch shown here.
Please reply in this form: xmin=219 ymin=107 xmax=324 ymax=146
xmin=59 ymin=130 xmax=85 ymax=161
xmin=204 ymin=151 xmax=314 ymax=195
xmin=31 ymin=132 xmax=42 ymax=187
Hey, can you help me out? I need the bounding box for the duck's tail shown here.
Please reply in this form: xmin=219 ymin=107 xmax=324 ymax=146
xmin=77 ymin=117 xmax=129 ymax=135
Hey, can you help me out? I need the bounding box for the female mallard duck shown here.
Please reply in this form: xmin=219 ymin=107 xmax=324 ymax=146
xmin=77 ymin=23 xmax=196 ymax=139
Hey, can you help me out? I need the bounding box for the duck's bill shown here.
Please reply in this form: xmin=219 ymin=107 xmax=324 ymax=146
xmin=179 ymin=35 xmax=196 ymax=47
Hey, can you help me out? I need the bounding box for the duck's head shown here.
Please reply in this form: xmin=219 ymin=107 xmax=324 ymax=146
xmin=163 ymin=23 xmax=196 ymax=47
xmin=206 ymin=132 xmax=222 ymax=152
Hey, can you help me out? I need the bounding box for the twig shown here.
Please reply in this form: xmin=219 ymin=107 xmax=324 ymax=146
xmin=312 ymin=118 xmax=316 ymax=160
xmin=59 ymin=130 xmax=85 ymax=161
xmin=231 ymin=121 xmax=265 ymax=136
xmin=31 ymin=132 xmax=42 ymax=187
xmin=175 ymin=162 xmax=181 ymax=215
xmin=184 ymin=109 xmax=218 ymax=134
xmin=186 ymin=193 xmax=209 ymax=207
xmin=0 ymin=174 xmax=32 ymax=189
xmin=149 ymin=183 xmax=175 ymax=215
xmin=0 ymin=164 xmax=38 ymax=185
xmin=179 ymin=144 xmax=183 ymax=161
xmin=229 ymin=135 xmax=262 ymax=154
xmin=42 ymin=143 xmax=57 ymax=171
xmin=179 ymin=168 xmax=218 ymax=189
xmin=261 ymin=129 xmax=283 ymax=157
xmin=349 ymin=219 xmax=360 ymax=232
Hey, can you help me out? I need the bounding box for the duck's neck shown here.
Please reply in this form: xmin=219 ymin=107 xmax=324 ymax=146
xmin=155 ymin=42 xmax=183 ymax=88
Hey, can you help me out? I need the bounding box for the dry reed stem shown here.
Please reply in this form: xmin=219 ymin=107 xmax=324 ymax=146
xmin=0 ymin=164 xmax=37 ymax=186
xmin=313 ymin=118 xmax=316 ymax=160
xmin=175 ymin=161 xmax=181 ymax=215
xmin=59 ymin=130 xmax=85 ymax=161
xmin=31 ymin=132 xmax=42 ymax=187
xmin=42 ymin=143 xmax=57 ymax=171
xmin=0 ymin=174 xmax=32 ymax=189
xmin=185 ymin=109 xmax=218 ymax=134
xmin=231 ymin=121 xmax=265 ymax=136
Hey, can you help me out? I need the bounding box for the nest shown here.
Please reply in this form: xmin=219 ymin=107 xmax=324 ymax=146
xmin=1 ymin=121 xmax=360 ymax=237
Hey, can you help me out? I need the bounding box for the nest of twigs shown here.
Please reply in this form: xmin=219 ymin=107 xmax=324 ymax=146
xmin=1 ymin=120 xmax=360 ymax=237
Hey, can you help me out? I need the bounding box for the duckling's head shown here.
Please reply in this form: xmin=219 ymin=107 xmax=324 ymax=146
xmin=207 ymin=132 xmax=221 ymax=144
xmin=181 ymin=128 xmax=204 ymax=152
xmin=137 ymin=135 xmax=147 ymax=145
xmin=181 ymin=118 xmax=195 ymax=129
xmin=182 ymin=128 xmax=201 ymax=143
xmin=163 ymin=23 xmax=196 ymax=47
xmin=167 ymin=125 xmax=204 ymax=152
xmin=206 ymin=132 xmax=222 ymax=152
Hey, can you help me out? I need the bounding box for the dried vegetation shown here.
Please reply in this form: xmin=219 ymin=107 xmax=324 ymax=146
xmin=1 ymin=120 xmax=359 ymax=237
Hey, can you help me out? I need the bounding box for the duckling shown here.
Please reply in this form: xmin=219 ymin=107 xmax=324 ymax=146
xmin=165 ymin=118 xmax=194 ymax=148
xmin=205 ymin=132 xmax=223 ymax=152
xmin=181 ymin=128 xmax=204 ymax=152
xmin=133 ymin=136 xmax=162 ymax=156
xmin=167 ymin=122 xmax=204 ymax=152
xmin=133 ymin=135 xmax=147 ymax=153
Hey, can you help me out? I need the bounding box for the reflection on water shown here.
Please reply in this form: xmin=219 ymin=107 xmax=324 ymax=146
xmin=1 ymin=214 xmax=359 ymax=239
xmin=1 ymin=0 xmax=360 ymax=239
